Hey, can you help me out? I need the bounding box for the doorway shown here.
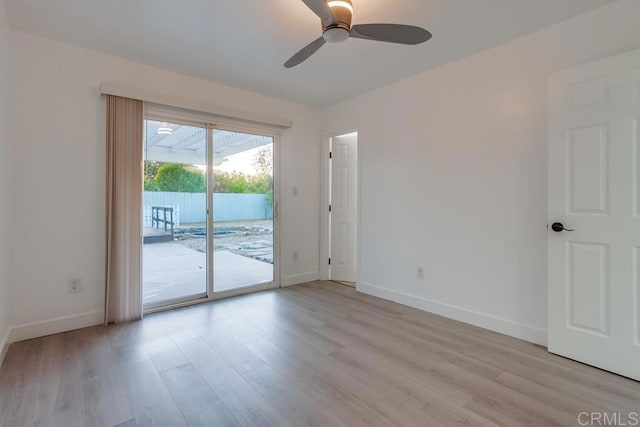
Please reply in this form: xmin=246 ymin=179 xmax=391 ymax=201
xmin=141 ymin=113 xmax=279 ymax=311
xmin=328 ymin=132 xmax=358 ymax=287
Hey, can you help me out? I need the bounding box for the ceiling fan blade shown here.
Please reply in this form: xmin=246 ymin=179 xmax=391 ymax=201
xmin=350 ymin=24 xmax=432 ymax=45
xmin=300 ymin=0 xmax=335 ymax=24
xmin=284 ymin=37 xmax=327 ymax=68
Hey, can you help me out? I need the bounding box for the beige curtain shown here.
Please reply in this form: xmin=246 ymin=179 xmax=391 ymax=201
xmin=105 ymin=95 xmax=144 ymax=325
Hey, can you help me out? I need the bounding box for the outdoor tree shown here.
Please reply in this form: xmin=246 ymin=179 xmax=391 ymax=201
xmin=155 ymin=163 xmax=206 ymax=193
xmin=144 ymin=160 xmax=162 ymax=191
xmin=252 ymin=145 xmax=274 ymax=205
xmin=213 ymin=171 xmax=250 ymax=193
xmin=212 ymin=171 xmax=271 ymax=195
xmin=253 ymin=145 xmax=273 ymax=176
xmin=144 ymin=161 xmax=161 ymax=180
xmin=144 ymin=177 xmax=160 ymax=191
xmin=144 ymin=149 xmax=273 ymax=199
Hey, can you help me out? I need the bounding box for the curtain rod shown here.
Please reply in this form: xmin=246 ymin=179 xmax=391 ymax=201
xmin=100 ymin=83 xmax=293 ymax=129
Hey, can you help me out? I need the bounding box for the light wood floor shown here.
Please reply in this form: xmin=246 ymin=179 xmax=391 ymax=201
xmin=0 ymin=281 xmax=638 ymax=426
xmin=331 ymin=280 xmax=356 ymax=288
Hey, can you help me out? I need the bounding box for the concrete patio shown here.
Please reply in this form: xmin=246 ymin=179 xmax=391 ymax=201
xmin=143 ymin=242 xmax=273 ymax=305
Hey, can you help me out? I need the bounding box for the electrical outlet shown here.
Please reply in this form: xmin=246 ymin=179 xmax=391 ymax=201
xmin=416 ymin=267 xmax=425 ymax=280
xmin=68 ymin=278 xmax=82 ymax=294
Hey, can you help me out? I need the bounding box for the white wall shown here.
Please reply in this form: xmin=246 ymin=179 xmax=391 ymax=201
xmin=0 ymin=0 xmax=12 ymax=355
xmin=322 ymin=0 xmax=640 ymax=345
xmin=8 ymin=30 xmax=321 ymax=336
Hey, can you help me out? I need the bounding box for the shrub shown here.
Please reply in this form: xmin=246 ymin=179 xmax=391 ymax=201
xmin=155 ymin=163 xmax=206 ymax=193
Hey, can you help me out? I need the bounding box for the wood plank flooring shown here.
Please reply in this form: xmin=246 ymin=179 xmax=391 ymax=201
xmin=0 ymin=281 xmax=638 ymax=426
xmin=331 ymin=281 xmax=356 ymax=288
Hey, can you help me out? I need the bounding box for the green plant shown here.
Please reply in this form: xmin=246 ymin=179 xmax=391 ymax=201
xmin=144 ymin=161 xmax=161 ymax=180
xmin=252 ymin=145 xmax=274 ymax=205
xmin=144 ymin=177 xmax=160 ymax=191
xmin=212 ymin=171 xmax=249 ymax=193
xmin=155 ymin=163 xmax=206 ymax=193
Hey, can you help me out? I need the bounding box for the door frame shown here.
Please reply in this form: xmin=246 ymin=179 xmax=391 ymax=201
xmin=320 ymin=129 xmax=361 ymax=285
xmin=143 ymin=108 xmax=281 ymax=314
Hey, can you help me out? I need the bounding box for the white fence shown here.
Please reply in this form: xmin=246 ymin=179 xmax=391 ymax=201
xmin=143 ymin=192 xmax=272 ymax=226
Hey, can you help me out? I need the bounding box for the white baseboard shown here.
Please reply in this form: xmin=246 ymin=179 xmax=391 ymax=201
xmin=282 ymin=271 xmax=320 ymax=287
xmin=0 ymin=329 xmax=9 ymax=368
xmin=358 ymin=282 xmax=547 ymax=346
xmin=7 ymin=310 xmax=104 ymax=344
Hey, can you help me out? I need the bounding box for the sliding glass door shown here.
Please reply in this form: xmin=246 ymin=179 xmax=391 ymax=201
xmin=211 ymin=129 xmax=275 ymax=293
xmin=142 ymin=114 xmax=278 ymax=310
xmin=142 ymin=119 xmax=209 ymax=307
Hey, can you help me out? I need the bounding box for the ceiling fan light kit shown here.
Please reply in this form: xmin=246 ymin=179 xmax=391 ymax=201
xmin=327 ymin=1 xmax=353 ymax=14
xmin=285 ymin=0 xmax=432 ymax=68
xmin=323 ymin=27 xmax=349 ymax=43
xmin=323 ymin=0 xmax=352 ymax=43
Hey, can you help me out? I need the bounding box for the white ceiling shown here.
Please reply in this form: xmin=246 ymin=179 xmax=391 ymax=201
xmin=4 ymin=0 xmax=615 ymax=107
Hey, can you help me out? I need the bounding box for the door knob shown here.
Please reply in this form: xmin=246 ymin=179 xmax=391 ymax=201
xmin=551 ymin=222 xmax=574 ymax=232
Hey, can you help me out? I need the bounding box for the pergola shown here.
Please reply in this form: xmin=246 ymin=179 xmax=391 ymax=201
xmin=143 ymin=120 xmax=272 ymax=165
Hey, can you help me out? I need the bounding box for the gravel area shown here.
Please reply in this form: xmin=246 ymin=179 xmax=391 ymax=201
xmin=177 ymin=223 xmax=273 ymax=264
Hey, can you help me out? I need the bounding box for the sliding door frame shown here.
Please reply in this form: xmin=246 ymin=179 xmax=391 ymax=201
xmin=209 ymin=122 xmax=281 ymax=298
xmin=143 ymin=109 xmax=281 ymax=314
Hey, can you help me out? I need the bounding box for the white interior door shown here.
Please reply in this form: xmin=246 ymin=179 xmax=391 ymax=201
xmin=330 ymin=133 xmax=357 ymax=282
xmin=548 ymin=48 xmax=640 ymax=380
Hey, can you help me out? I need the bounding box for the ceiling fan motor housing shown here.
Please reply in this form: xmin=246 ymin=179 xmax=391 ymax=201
xmin=323 ymin=0 xmax=353 ymax=42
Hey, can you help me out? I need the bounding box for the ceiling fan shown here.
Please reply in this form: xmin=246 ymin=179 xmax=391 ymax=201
xmin=285 ymin=0 xmax=432 ymax=68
